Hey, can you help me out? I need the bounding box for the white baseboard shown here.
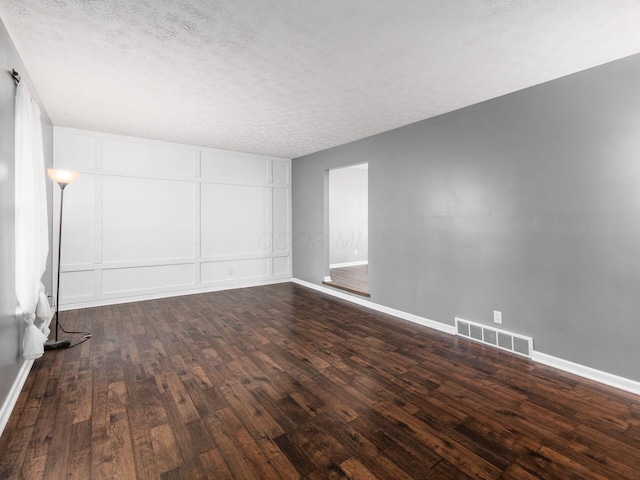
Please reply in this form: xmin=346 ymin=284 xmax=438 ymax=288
xmin=0 ymin=358 xmax=35 ymax=438
xmin=532 ymin=351 xmax=640 ymax=396
xmin=0 ymin=311 xmax=55 ymax=438
xmin=292 ymin=278 xmax=640 ymax=397
xmin=292 ymin=278 xmax=456 ymax=335
xmin=60 ymin=277 xmax=292 ymax=311
xmin=329 ymin=261 xmax=368 ymax=269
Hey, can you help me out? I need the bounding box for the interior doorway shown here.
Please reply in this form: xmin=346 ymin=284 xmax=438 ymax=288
xmin=323 ymin=163 xmax=369 ymax=297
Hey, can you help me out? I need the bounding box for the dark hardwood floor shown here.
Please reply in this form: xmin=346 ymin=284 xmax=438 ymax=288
xmin=323 ymin=265 xmax=369 ymax=297
xmin=1 ymin=282 xmax=640 ymax=479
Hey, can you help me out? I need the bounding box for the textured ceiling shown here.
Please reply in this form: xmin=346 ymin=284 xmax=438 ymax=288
xmin=2 ymin=1 xmax=640 ymax=159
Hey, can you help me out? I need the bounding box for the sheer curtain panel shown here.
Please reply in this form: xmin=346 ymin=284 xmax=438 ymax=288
xmin=15 ymin=82 xmax=50 ymax=359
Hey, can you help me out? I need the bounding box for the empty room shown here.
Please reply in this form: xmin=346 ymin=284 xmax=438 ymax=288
xmin=2 ymin=1 xmax=640 ymax=478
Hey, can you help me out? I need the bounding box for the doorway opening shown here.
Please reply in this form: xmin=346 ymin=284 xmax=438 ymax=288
xmin=323 ymin=163 xmax=369 ymax=297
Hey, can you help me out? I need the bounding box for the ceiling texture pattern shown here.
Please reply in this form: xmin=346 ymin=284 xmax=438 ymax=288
xmin=2 ymin=1 xmax=640 ymax=158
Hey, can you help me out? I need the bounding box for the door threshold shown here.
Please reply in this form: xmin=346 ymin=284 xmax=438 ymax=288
xmin=322 ymin=280 xmax=371 ymax=298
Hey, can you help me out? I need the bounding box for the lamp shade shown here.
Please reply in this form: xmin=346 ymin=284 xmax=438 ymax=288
xmin=47 ymin=169 xmax=79 ymax=185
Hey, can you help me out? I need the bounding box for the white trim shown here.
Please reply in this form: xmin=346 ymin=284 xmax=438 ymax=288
xmin=0 ymin=359 xmax=34 ymax=438
xmin=532 ymin=351 xmax=640 ymax=396
xmin=60 ymin=165 xmax=290 ymax=188
xmin=292 ymin=278 xmax=456 ymax=335
xmin=61 ymin=277 xmax=292 ymax=311
xmin=0 ymin=311 xmax=54 ymax=438
xmin=293 ymin=279 xmax=640 ymax=397
xmin=287 ymin=162 xmax=293 ymax=278
xmin=329 ymin=260 xmax=368 ymax=269
xmin=61 ymin=252 xmax=290 ymax=272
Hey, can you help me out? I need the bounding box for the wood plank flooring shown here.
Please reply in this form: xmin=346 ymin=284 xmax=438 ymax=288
xmin=1 ymin=282 xmax=640 ymax=478
xmin=323 ymin=265 xmax=369 ymax=297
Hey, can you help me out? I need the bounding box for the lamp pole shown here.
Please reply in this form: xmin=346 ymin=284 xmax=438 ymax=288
xmin=45 ymin=170 xmax=78 ymax=350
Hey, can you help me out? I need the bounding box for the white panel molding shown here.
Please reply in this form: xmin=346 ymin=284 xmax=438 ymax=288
xmin=54 ymin=127 xmax=291 ymax=309
xmin=52 ymin=129 xmax=62 ymax=303
xmin=286 ymin=162 xmax=293 ymax=278
xmin=94 ymin=174 xmax=103 ymax=264
xmin=65 ymin=166 xmax=289 ymax=188
xmin=60 ymin=277 xmax=292 ymax=311
xmin=291 ymin=278 xmax=456 ymax=335
xmin=194 ymin=153 xmax=202 ymax=258
xmin=292 ymin=278 xmax=640 ymax=397
xmin=267 ymin=181 xmax=274 ymax=277
xmin=330 ymin=260 xmax=369 ymax=268
xmin=194 ymin=151 xmax=202 ymax=285
xmin=93 ymin=136 xmax=103 ymax=168
xmin=532 ymin=351 xmax=640 ymax=396
xmin=93 ymin=157 xmax=104 ymax=299
xmin=61 ymin=253 xmax=290 ymax=272
xmin=266 ymin=159 xmax=273 ymax=183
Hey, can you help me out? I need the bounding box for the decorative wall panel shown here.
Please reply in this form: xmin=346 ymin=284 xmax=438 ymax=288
xmin=103 ymin=139 xmax=197 ymax=176
xmin=54 ymin=127 xmax=291 ymax=309
xmin=58 ymin=132 xmax=96 ymax=169
xmin=102 ymin=176 xmax=196 ymax=262
xmin=272 ymin=187 xmax=289 ymax=253
xmin=201 ymin=184 xmax=270 ymax=258
xmin=61 ymin=174 xmax=96 ymax=265
xmin=201 ymin=151 xmax=269 ymax=183
xmin=201 ymin=258 xmax=270 ymax=283
xmin=102 ymin=264 xmax=195 ymax=294
xmin=273 ymin=256 xmax=290 ymax=276
xmin=59 ymin=271 xmax=94 ymax=299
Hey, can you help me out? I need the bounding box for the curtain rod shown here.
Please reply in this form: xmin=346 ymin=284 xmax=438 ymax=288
xmin=11 ymin=69 xmax=21 ymax=84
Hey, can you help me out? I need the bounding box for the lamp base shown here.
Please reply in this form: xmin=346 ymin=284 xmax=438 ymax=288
xmin=44 ymin=339 xmax=71 ymax=350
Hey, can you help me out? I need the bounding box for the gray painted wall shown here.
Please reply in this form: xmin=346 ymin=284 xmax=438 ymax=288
xmin=330 ymin=166 xmax=368 ymax=265
xmin=293 ymin=53 xmax=640 ymax=382
xmin=0 ymin=18 xmax=53 ymax=418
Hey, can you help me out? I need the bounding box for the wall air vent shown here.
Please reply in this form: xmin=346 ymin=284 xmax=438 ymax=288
xmin=455 ymin=317 xmax=533 ymax=358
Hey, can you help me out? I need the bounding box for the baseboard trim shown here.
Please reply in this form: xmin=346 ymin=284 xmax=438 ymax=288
xmin=61 ymin=277 xmax=292 ymax=311
xmin=292 ymin=278 xmax=456 ymax=336
xmin=532 ymin=351 xmax=640 ymax=396
xmin=292 ymin=279 xmax=640 ymax=397
xmin=0 ymin=311 xmax=55 ymax=438
xmin=0 ymin=358 xmax=34 ymax=438
xmin=329 ymin=261 xmax=368 ymax=269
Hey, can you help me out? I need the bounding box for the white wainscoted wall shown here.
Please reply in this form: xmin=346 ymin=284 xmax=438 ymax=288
xmin=53 ymin=127 xmax=291 ymax=310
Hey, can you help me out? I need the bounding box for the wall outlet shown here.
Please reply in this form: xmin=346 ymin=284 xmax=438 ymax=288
xmin=493 ymin=310 xmax=502 ymax=324
xmin=355 ymin=249 xmax=358 ymax=255
xmin=228 ymin=269 xmax=234 ymax=276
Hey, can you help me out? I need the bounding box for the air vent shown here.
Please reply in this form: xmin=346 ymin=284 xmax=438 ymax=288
xmin=454 ymin=317 xmax=533 ymax=358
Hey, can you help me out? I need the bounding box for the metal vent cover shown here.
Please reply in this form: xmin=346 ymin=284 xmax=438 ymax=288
xmin=469 ymin=324 xmax=483 ymax=341
xmin=454 ymin=317 xmax=533 ymax=358
xmin=457 ymin=321 xmax=469 ymax=336
xmin=483 ymin=328 xmax=497 ymax=345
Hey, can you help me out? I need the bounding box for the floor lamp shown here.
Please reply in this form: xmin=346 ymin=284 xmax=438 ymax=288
xmin=45 ymin=168 xmax=79 ymax=350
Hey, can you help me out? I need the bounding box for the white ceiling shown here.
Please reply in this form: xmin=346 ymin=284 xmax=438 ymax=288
xmin=3 ymin=1 xmax=640 ymax=159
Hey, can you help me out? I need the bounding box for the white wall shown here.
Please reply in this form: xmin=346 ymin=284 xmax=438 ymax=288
xmin=53 ymin=127 xmax=291 ymax=309
xmin=329 ymin=165 xmax=368 ymax=267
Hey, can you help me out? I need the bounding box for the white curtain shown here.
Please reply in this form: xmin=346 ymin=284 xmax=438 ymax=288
xmin=15 ymin=82 xmax=50 ymax=360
